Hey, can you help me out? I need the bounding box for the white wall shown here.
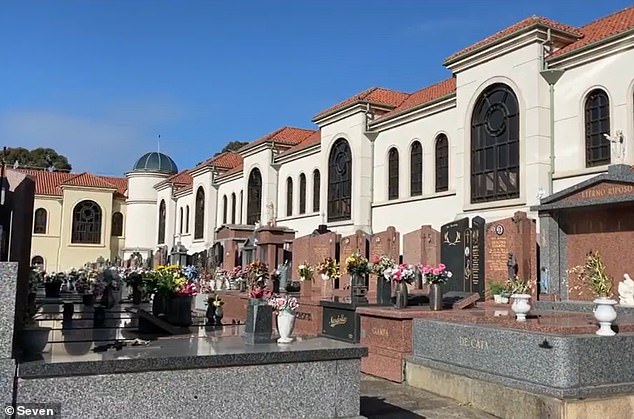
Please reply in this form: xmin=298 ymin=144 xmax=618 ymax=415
xmin=190 ymin=170 xmax=215 ymax=253
xmin=124 ymin=172 xmax=168 ymax=253
xmin=243 ymin=149 xmax=274 ymax=223
xmin=216 ymin=176 xmax=243 ymax=226
xmin=174 ymin=191 xmax=194 ymax=250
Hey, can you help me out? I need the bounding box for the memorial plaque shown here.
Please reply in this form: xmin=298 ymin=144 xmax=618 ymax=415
xmin=469 ymin=216 xmax=486 ymax=296
xmin=440 ymin=218 xmax=469 ymax=293
xmin=321 ymin=303 xmax=360 ymax=343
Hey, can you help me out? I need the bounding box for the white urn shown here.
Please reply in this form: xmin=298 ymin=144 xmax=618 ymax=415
xmin=511 ymin=294 xmax=531 ymax=322
xmin=593 ymin=297 xmax=618 ymax=336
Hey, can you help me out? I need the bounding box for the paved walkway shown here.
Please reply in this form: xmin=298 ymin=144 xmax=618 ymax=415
xmin=360 ymin=375 xmax=497 ymax=419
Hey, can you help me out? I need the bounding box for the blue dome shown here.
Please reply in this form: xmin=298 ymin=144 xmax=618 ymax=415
xmin=132 ymin=152 xmax=178 ymax=174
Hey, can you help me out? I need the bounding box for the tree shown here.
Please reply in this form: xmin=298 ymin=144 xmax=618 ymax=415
xmin=3 ymin=147 xmax=72 ymax=171
xmin=214 ymin=141 xmax=249 ymax=157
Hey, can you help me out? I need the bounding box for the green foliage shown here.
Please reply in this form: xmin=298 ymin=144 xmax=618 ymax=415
xmin=486 ymin=281 xmax=506 ymax=296
xmin=3 ymin=147 xmax=72 ymax=171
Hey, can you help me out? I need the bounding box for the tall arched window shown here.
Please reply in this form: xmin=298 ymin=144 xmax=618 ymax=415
xmin=410 ymin=141 xmax=422 ymax=196
xmin=328 ymin=138 xmax=352 ymax=221
xmin=179 ymin=207 xmax=183 ymax=234
xmin=33 ymin=208 xmax=47 ymax=234
xmin=111 ymin=212 xmax=123 ymax=237
xmin=185 ymin=205 xmax=190 ymax=234
xmin=71 ymin=200 xmax=102 ymax=244
xmin=313 ymin=170 xmax=320 ymax=212
xmin=299 ymin=174 xmax=306 ymax=214
xmin=585 ymin=89 xmax=611 ymax=167
xmin=435 ymin=135 xmax=449 ymax=193
xmin=471 ymin=83 xmax=519 ymax=202
xmin=239 ymin=190 xmax=243 ymax=224
xmin=222 ymin=195 xmax=228 ymax=225
xmin=231 ymin=193 xmax=236 ymax=224
xmin=247 ymin=168 xmax=262 ymax=225
xmin=158 ymin=200 xmax=166 ymax=244
xmin=388 ymin=147 xmax=399 ymax=200
xmin=31 ymin=256 xmax=44 ymax=269
xmin=194 ymin=187 xmax=205 ymax=239
xmin=286 ymin=177 xmax=293 ymax=217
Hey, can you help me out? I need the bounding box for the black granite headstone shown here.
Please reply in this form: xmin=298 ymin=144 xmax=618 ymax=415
xmin=469 ymin=216 xmax=486 ymax=297
xmin=440 ymin=218 xmax=469 ymax=293
xmin=320 ymin=301 xmax=361 ymax=343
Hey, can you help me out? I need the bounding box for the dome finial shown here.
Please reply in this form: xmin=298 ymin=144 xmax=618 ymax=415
xmin=157 ymin=134 xmax=161 ymax=153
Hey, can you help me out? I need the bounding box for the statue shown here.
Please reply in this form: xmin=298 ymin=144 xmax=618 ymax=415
xmin=266 ymin=201 xmax=275 ymax=226
xmin=278 ymin=261 xmax=289 ymax=293
xmin=604 ymin=131 xmax=626 ymax=164
xmin=507 ymin=253 xmax=518 ymax=280
xmin=618 ymin=273 xmax=634 ymax=307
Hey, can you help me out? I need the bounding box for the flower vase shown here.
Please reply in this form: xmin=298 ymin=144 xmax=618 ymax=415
xmin=276 ymin=310 xmax=295 ymax=344
xmin=82 ymin=294 xmax=95 ymax=306
xmin=215 ymin=279 xmax=223 ymax=291
xmin=205 ymin=304 xmax=216 ymax=325
xmin=429 ymin=283 xmax=443 ymax=311
xmin=166 ymin=295 xmax=193 ymax=327
xmin=511 ymin=294 xmax=531 ymax=322
xmin=214 ymin=306 xmax=224 ymax=326
xmin=377 ymin=277 xmax=392 ymax=305
xmin=239 ymin=280 xmax=247 ymax=292
xmin=593 ymin=298 xmax=617 ymax=336
xmin=394 ymin=282 xmax=408 ymax=309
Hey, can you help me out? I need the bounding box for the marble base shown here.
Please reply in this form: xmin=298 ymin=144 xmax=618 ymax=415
xmin=0 ymin=359 xmax=15 ymax=406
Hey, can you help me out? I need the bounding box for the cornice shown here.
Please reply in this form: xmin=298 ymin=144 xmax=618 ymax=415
xmin=274 ymin=143 xmax=320 ymax=164
xmin=547 ymin=30 xmax=634 ymax=69
xmin=369 ymin=95 xmax=456 ymax=132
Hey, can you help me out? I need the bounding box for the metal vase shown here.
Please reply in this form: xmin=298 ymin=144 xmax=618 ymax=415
xmin=376 ymin=277 xmax=392 ymax=306
xmin=394 ymin=282 xmax=408 ymax=309
xmin=430 ymin=283 xmax=443 ymax=311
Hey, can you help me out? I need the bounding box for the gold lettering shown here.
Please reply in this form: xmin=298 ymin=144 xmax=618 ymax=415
xmin=329 ymin=314 xmax=348 ymax=328
xmin=580 ymin=185 xmax=633 ymax=199
xmin=371 ymin=327 xmax=389 ymax=337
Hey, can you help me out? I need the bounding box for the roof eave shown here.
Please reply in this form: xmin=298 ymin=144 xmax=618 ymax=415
xmin=370 ymin=93 xmax=457 ymax=129
xmin=547 ymin=27 xmax=634 ymax=64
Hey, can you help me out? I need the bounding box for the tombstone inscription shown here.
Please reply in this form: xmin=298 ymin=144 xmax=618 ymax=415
xmin=440 ymin=217 xmax=485 ymax=296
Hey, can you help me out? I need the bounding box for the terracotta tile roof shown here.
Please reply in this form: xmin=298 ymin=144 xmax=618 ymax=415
xmin=277 ymin=130 xmax=322 ymax=158
xmin=13 ymin=168 xmax=127 ymax=198
xmin=194 ymin=151 xmax=243 ymax=171
xmin=239 ymin=127 xmax=316 ymax=152
xmin=374 ymin=78 xmax=457 ymax=123
xmin=445 ymin=16 xmax=583 ymax=63
xmin=217 ymin=163 xmax=244 ymax=178
xmin=313 ymin=87 xmax=409 ymax=121
xmin=549 ymin=6 xmax=634 ymax=59
xmin=166 ymin=170 xmax=193 ymax=186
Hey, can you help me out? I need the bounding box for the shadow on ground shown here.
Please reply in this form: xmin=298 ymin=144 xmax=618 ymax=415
xmin=361 ymin=396 xmax=426 ymax=419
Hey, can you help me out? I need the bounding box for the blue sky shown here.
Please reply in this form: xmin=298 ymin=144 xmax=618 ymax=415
xmin=1 ymin=0 xmax=631 ymax=175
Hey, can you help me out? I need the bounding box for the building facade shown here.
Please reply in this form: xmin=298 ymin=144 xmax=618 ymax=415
xmin=27 ymin=7 xmax=634 ymax=270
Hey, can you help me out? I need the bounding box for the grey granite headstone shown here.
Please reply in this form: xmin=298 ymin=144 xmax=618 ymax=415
xmin=0 ymin=263 xmax=17 ymax=359
xmin=243 ymin=300 xmax=273 ymax=344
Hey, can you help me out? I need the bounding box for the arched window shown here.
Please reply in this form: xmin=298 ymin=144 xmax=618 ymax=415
xmin=231 ymin=193 xmax=236 ymax=224
xmin=388 ymin=147 xmax=399 ymax=200
xmin=585 ymin=89 xmax=611 ymax=167
xmin=222 ymin=195 xmax=228 ymax=225
xmin=179 ymin=207 xmax=183 ymax=234
xmin=435 ymin=135 xmax=449 ymax=193
xmin=328 ymin=138 xmax=352 ymax=221
xmin=111 ymin=212 xmax=123 ymax=237
xmin=71 ymin=200 xmax=102 ymax=244
xmin=33 ymin=208 xmax=47 ymax=234
xmin=410 ymin=141 xmax=422 ymax=196
xmin=158 ymin=200 xmax=166 ymax=244
xmin=286 ymin=177 xmax=293 ymax=216
xmin=239 ymin=190 xmax=243 ymax=224
xmin=299 ymin=174 xmax=306 ymax=214
xmin=185 ymin=205 xmax=190 ymax=234
xmin=247 ymin=168 xmax=262 ymax=225
xmin=313 ymin=170 xmax=320 ymax=212
xmin=470 ymin=83 xmax=519 ymax=202
xmin=194 ymin=187 xmax=205 ymax=239
xmin=31 ymin=256 xmax=44 ymax=269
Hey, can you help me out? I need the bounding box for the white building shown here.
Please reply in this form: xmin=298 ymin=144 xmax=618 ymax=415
xmin=29 ymin=7 xmax=634 ymax=269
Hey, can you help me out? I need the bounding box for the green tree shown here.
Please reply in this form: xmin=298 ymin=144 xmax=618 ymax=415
xmin=214 ymin=141 xmax=249 ymax=157
xmin=3 ymin=147 xmax=72 ymax=171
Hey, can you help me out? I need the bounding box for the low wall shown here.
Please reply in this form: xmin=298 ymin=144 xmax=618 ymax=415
xmin=17 ymin=336 xmax=367 ymax=418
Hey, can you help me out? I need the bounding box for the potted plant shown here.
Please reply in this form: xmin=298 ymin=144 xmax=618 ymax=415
xmin=297 ymin=262 xmax=314 ymax=283
xmin=143 ymin=264 xmax=197 ymax=327
xmin=267 ymin=294 xmax=299 ymax=344
xmin=43 ymin=273 xmax=63 ymax=298
xmin=345 ymin=251 xmax=370 ymax=291
xmin=420 ymin=263 xmax=453 ymax=311
xmin=19 ymin=289 xmax=51 ymax=354
xmin=487 ymin=281 xmax=509 ymax=304
xmin=371 ymin=255 xmax=397 ymax=305
xmin=384 ymin=264 xmax=417 ymax=309
xmin=569 ymin=252 xmax=616 ymax=336
xmin=507 ymin=277 xmax=531 ymax=321
xmin=316 ymin=257 xmax=340 ymax=282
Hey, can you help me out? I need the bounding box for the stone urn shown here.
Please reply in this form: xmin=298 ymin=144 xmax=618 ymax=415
xmin=511 ymin=294 xmax=531 ymax=321
xmin=593 ymin=297 xmax=618 ymax=336
xmin=276 ymin=310 xmax=295 ymax=344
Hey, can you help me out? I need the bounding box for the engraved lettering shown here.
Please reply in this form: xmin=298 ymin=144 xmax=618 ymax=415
xmin=457 ymin=336 xmax=489 ymax=350
xmin=329 ymin=314 xmax=348 ymax=328
xmin=580 ymin=185 xmax=634 ymax=199
xmin=371 ymin=327 xmax=389 ymax=337
xmin=296 ymin=312 xmax=312 ymax=321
